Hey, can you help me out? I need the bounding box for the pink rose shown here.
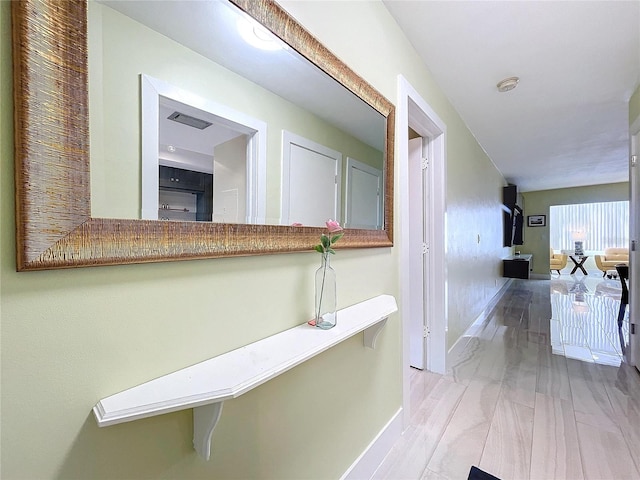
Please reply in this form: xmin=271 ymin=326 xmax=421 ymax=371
xmin=325 ymin=219 xmax=343 ymax=233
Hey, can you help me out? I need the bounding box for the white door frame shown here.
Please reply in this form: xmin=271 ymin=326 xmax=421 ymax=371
xmin=398 ymin=75 xmax=447 ymax=427
xmin=629 ymin=116 xmax=640 ymax=369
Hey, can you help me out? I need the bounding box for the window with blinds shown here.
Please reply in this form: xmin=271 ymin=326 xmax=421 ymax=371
xmin=549 ymin=201 xmax=629 ymax=252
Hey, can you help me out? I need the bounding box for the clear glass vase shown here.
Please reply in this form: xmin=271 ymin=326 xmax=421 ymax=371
xmin=315 ymin=254 xmax=337 ymax=329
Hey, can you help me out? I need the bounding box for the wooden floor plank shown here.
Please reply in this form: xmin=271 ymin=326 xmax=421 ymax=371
xmin=374 ymin=278 xmax=639 ymax=480
xmin=530 ymin=393 xmax=584 ymax=480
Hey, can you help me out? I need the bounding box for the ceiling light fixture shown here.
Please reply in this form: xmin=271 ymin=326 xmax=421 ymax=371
xmin=496 ymin=76 xmax=519 ymax=93
xmin=237 ymin=17 xmax=286 ymax=51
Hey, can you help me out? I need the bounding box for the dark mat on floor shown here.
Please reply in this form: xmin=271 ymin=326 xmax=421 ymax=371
xmin=468 ymin=466 xmax=501 ymax=480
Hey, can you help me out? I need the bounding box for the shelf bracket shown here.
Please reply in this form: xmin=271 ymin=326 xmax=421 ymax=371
xmin=363 ymin=317 xmax=388 ymax=349
xmin=193 ymin=402 xmax=224 ymax=460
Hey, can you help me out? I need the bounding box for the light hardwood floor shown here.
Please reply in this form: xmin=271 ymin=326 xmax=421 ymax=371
xmin=373 ymin=277 xmax=640 ymax=480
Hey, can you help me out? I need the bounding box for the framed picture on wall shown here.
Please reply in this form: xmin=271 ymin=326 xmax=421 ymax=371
xmin=527 ymin=214 xmax=546 ymax=227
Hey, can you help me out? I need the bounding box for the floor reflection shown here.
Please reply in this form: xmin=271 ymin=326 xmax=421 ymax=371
xmin=550 ymin=274 xmax=628 ymax=366
xmin=376 ymin=277 xmax=640 ymax=480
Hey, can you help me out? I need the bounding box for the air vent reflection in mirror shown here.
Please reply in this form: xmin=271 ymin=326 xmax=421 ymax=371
xmin=167 ymin=111 xmax=213 ymax=130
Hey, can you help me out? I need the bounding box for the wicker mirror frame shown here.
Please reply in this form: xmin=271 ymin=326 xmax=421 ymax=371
xmin=12 ymin=0 xmax=394 ymax=271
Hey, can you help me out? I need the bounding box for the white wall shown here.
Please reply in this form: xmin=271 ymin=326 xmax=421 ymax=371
xmin=213 ymin=135 xmax=247 ymax=223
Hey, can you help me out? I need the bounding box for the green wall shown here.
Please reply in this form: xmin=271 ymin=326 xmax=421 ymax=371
xmin=522 ymin=183 xmax=629 ymax=274
xmin=1 ymin=1 xmax=508 ymax=478
xmin=280 ymin=1 xmax=510 ymax=351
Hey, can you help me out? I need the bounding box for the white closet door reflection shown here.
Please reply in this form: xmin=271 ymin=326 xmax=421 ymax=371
xmin=281 ymin=131 xmax=342 ymax=227
xmin=345 ymin=157 xmax=382 ymax=229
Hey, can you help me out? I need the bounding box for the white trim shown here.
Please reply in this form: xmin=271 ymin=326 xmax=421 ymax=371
xmin=630 ymin=111 xmax=640 ymax=137
xmin=397 ymin=75 xmax=447 ymax=429
xmin=344 ymin=157 xmax=383 ymax=229
xmin=140 ymin=74 xmax=267 ymax=223
xmin=340 ymin=408 xmax=403 ymax=480
xmin=280 ymin=130 xmax=343 ymax=225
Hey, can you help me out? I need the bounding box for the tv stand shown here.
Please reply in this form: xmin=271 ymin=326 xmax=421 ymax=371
xmin=503 ymin=254 xmax=532 ymax=279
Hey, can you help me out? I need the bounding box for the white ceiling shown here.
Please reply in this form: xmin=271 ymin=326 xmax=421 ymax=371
xmin=384 ymin=0 xmax=640 ymax=193
xmin=158 ymin=98 xmax=244 ymax=174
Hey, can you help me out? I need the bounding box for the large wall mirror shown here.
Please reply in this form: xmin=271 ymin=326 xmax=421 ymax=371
xmin=12 ymin=0 xmax=394 ymax=271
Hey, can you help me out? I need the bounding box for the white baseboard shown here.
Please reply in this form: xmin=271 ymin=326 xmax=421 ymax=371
xmin=340 ymin=408 xmax=403 ymax=480
xmin=447 ymin=278 xmax=513 ymax=357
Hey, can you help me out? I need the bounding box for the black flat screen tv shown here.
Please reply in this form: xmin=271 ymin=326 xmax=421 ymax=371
xmin=503 ymin=209 xmax=514 ymax=247
xmin=503 ymin=185 xmax=517 ymax=208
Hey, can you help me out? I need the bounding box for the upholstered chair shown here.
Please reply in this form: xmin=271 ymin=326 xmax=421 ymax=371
xmin=595 ymin=248 xmax=629 ymax=277
xmin=550 ymin=248 xmax=568 ymax=275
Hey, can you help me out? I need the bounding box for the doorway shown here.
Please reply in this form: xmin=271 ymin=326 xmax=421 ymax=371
xmin=629 ymin=123 xmax=640 ymax=370
xmin=408 ymin=135 xmax=428 ymax=370
xmin=140 ymin=74 xmax=267 ymax=224
xmin=398 ymin=75 xmax=447 ymax=426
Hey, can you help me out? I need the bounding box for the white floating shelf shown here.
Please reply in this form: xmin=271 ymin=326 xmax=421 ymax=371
xmin=93 ymin=294 xmax=397 ymax=460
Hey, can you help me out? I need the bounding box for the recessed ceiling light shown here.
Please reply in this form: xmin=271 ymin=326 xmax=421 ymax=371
xmin=496 ymin=76 xmax=519 ymax=93
xmin=237 ymin=16 xmax=286 ymax=51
